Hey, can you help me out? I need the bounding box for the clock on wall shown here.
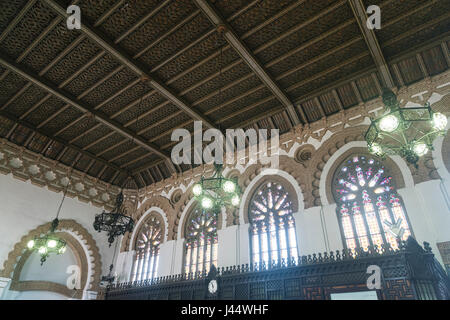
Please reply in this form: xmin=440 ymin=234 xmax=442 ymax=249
xmin=206 ymin=265 xmax=219 ymax=298
xmin=208 ymin=279 xmax=218 ymax=294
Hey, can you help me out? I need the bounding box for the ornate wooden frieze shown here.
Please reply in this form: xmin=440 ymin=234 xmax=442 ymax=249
xmin=136 ymin=70 xmax=450 ymax=200
xmin=0 ymin=138 xmax=120 ymax=209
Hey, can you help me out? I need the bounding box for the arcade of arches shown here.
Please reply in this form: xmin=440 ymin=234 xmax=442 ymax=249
xmin=0 ymin=0 xmax=449 ymax=300
xmin=1 ymin=108 xmax=449 ymax=299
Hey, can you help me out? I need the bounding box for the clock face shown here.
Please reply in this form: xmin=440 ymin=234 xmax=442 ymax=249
xmin=208 ymin=279 xmax=217 ymax=294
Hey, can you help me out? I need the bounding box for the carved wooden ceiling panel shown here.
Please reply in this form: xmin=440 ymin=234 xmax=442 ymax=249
xmin=0 ymin=0 xmax=448 ymax=188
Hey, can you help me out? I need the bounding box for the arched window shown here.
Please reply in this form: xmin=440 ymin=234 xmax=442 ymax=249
xmin=131 ymin=215 xmax=162 ymax=282
xmin=249 ymin=181 xmax=298 ymax=266
xmin=332 ymin=154 xmax=412 ymax=252
xmin=184 ymin=207 xmax=218 ymax=275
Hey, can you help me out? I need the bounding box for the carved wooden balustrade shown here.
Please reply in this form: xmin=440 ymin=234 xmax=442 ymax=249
xmin=105 ymin=238 xmax=450 ymax=300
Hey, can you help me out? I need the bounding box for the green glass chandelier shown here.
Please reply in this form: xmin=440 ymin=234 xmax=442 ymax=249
xmin=27 ymin=218 xmax=67 ymax=266
xmin=365 ymin=88 xmax=447 ymax=167
xmin=26 ymin=177 xmax=72 ymax=265
xmin=192 ymin=164 xmax=241 ymax=210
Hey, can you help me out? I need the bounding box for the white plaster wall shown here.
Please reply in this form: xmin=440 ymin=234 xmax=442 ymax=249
xmin=158 ymin=241 xmax=176 ymax=277
xmin=0 ymin=173 xmax=115 ymax=298
xmin=20 ymin=246 xmax=77 ymax=285
xmin=217 ymin=225 xmax=238 ymax=267
xmin=9 ymin=291 xmax=69 ymax=300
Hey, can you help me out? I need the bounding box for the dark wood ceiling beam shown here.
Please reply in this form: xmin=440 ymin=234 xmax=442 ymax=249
xmin=187 ymin=21 xmax=356 ymax=109
xmin=0 ymin=53 xmax=172 ymax=162
xmin=194 ymin=0 xmax=302 ymax=125
xmin=114 ymin=0 xmax=171 ymax=44
xmin=151 ymin=28 xmax=216 ymax=73
xmin=136 ymin=108 xmax=182 ymax=135
xmin=135 ymin=172 xmax=146 ymax=188
xmin=58 ymin=51 xmax=106 ymax=88
xmin=79 ymin=66 xmax=125 ymax=99
xmin=124 ymin=101 xmax=171 ymax=128
xmin=371 ymin=73 xmax=383 ymax=95
xmin=69 ymin=78 xmax=142 ymax=144
xmin=233 ymin=38 xmax=450 ymax=129
xmin=109 ymin=88 xmax=158 ymax=119
xmin=215 ymin=95 xmax=276 ymax=125
xmin=17 ymin=16 xmax=61 ymax=61
xmin=286 ymin=52 xmax=369 ymax=93
xmin=120 ymin=153 xmax=153 ymax=168
xmin=94 ymin=0 xmax=125 ymax=27
xmin=42 ymin=0 xmax=215 ymax=129
xmin=169 ymin=17 xmax=354 ymax=122
xmin=146 ymin=169 xmax=155 ymax=184
xmin=0 ymin=109 xmax=128 ymax=176
xmin=441 ymin=42 xmax=450 ymax=66
xmin=28 ymin=1 xmax=130 ymax=135
xmin=149 ymin=120 xmax=193 ymax=144
xmin=56 ymin=146 xmax=68 ymax=161
xmin=314 ymin=97 xmax=326 ymax=119
xmin=109 ymin=146 xmax=140 ymax=162
xmin=84 ymin=159 xmax=96 ymax=173
xmin=140 ymin=21 xmax=358 ymax=139
xmin=0 ymin=0 xmax=37 ymax=43
xmin=154 ymin=165 xmax=164 ymax=181
xmin=110 ymin=0 xmax=349 ymax=135
xmin=0 ymin=10 xmax=69 ymax=113
xmin=133 ymin=9 xmax=202 ymax=59
xmin=69 ymin=123 xmax=102 ymax=144
xmin=167 ymin=0 xmax=328 ymax=87
xmin=109 ymin=171 xmax=121 ymax=184
xmin=145 ymin=34 xmax=363 ymax=140
xmin=332 ymin=90 xmax=344 ymax=111
xmin=41 ymin=139 xmax=54 ymax=155
xmin=131 ymin=159 xmax=164 ymax=176
xmin=96 ymin=139 xmax=128 ymax=157
xmin=39 ymin=35 xmax=85 ymax=76
xmin=160 ymin=52 xmax=371 ymax=144
xmin=23 ymin=131 xmax=36 ymax=147
xmin=37 ymin=105 xmax=70 ymax=128
xmin=53 ymin=113 xmax=88 ymax=137
xmin=71 ymin=153 xmax=82 ymax=167
xmin=0 ymin=70 xmax=10 ymax=81
xmin=348 ymin=0 xmax=394 ymax=88
xmin=81 ymin=130 xmax=114 ymax=150
xmin=5 ymin=123 xmax=19 ymax=139
xmin=19 ymin=94 xmax=52 ymax=120
xmin=96 ymin=165 xmax=108 ymax=179
xmin=0 ymin=83 xmax=32 ymax=111
xmin=95 ymin=78 xmax=141 ymax=111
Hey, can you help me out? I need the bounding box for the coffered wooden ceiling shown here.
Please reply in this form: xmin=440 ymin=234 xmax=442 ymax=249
xmin=0 ymin=0 xmax=449 ymax=189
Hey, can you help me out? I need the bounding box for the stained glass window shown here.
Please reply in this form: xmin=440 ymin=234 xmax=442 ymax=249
xmin=249 ymin=181 xmax=298 ymax=266
xmin=131 ymin=216 xmax=162 ymax=282
xmin=332 ymin=155 xmax=412 ymax=252
xmin=184 ymin=207 xmax=218 ymax=275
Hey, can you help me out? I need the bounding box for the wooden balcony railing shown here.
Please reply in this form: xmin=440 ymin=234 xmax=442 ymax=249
xmin=104 ymin=237 xmax=450 ymax=300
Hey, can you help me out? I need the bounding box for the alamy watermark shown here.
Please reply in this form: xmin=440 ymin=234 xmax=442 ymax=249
xmin=366 ymin=5 xmax=381 ymax=30
xmin=66 ymin=5 xmax=81 ymax=30
xmin=171 ymin=121 xmax=280 ymax=169
xmin=66 ymin=265 xmax=81 ymax=290
xmin=367 ymin=265 xmax=382 ymax=290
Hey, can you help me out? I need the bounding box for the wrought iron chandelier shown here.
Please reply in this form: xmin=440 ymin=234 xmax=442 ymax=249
xmin=27 ymin=184 xmax=69 ymax=265
xmin=191 ymin=31 xmax=240 ymax=211
xmin=27 ymin=218 xmax=67 ymax=266
xmin=365 ymin=88 xmax=447 ymax=167
xmin=192 ymin=164 xmax=241 ymax=210
xmin=93 ymin=191 xmax=134 ymax=246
